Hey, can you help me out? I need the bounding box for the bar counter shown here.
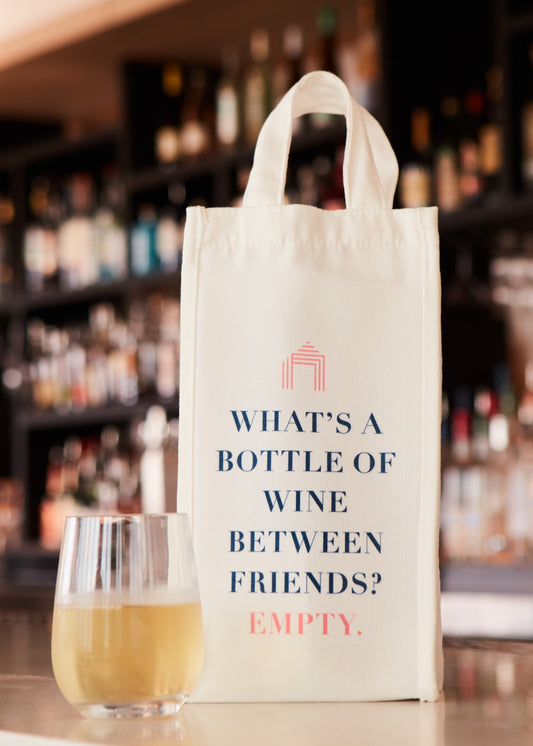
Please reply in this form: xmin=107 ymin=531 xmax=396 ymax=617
xmin=1 ymin=610 xmax=532 ymax=746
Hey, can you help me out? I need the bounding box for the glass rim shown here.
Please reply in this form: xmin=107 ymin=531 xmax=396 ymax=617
xmin=62 ymin=512 xmax=190 ymax=524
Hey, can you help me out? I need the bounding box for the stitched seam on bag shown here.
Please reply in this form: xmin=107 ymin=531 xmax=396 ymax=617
xmin=416 ymin=207 xmax=433 ymax=699
xmin=198 ymin=241 xmax=409 ymax=249
xmin=188 ymin=208 xmax=207 ymax=526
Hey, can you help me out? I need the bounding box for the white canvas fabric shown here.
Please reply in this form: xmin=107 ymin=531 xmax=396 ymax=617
xmin=178 ymin=70 xmax=443 ymax=702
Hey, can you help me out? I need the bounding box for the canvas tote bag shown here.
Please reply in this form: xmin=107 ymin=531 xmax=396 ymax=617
xmin=178 ymin=70 xmax=443 ymax=702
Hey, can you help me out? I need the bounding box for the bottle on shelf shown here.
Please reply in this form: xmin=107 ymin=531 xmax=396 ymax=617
xmin=478 ymin=65 xmax=504 ymax=200
xmin=130 ymin=204 xmax=159 ymax=276
xmin=521 ymin=100 xmax=533 ymax=191
xmin=341 ymin=0 xmax=381 ymax=113
xmin=521 ymin=42 xmax=533 ymax=192
xmin=243 ymin=28 xmax=272 ymax=146
xmin=0 ymin=195 xmax=14 ymax=299
xmin=94 ymin=165 xmax=128 ymax=282
xmin=310 ymin=6 xmax=339 ymax=129
xmin=154 ymin=61 xmax=184 ymax=165
xmin=23 ymin=176 xmax=60 ymax=293
xmin=216 ymin=45 xmax=242 ymax=149
xmin=399 ymin=106 xmax=433 ymax=208
xmin=58 ymin=171 xmax=99 ymax=290
xmin=140 ymin=405 xmax=167 ymax=514
xmin=458 ymin=89 xmax=484 ymax=205
xmin=156 ymin=206 xmax=182 ymax=273
xmin=434 ymin=96 xmax=462 ymax=212
xmin=273 ymin=25 xmax=305 ymax=133
xmin=180 ymin=66 xmax=213 ymax=158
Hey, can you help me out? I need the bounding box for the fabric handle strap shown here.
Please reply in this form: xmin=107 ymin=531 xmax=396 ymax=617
xmin=242 ymin=70 xmax=398 ymax=209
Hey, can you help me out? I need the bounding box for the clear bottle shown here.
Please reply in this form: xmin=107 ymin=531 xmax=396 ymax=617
xmin=140 ymin=405 xmax=168 ymax=514
xmin=58 ymin=172 xmax=98 ymax=289
xmin=440 ymin=387 xmax=471 ymax=562
xmin=156 ymin=207 xmax=181 ymax=273
xmin=483 ymin=396 xmax=512 ymax=563
xmin=311 ymin=6 xmax=338 ymax=129
xmin=273 ymin=25 xmax=304 ymax=106
xmin=458 ymin=89 xmax=484 ymax=205
xmin=0 ymin=196 xmax=14 ymax=299
xmin=24 ymin=176 xmax=59 ymax=292
xmin=180 ymin=67 xmax=213 ymax=158
xmin=399 ymin=106 xmax=433 ymax=208
xmin=478 ymin=65 xmax=504 ymax=200
xmin=349 ymin=0 xmax=381 ymax=112
xmin=434 ymin=96 xmax=462 ymax=212
xmin=155 ymin=62 xmax=184 ymax=164
xmin=94 ymin=165 xmax=127 ymax=282
xmin=216 ymin=46 xmax=241 ymax=149
xmin=521 ymin=41 xmax=533 ymax=191
xmin=243 ymin=28 xmax=272 ymax=145
xmin=130 ymin=204 xmax=159 ymax=276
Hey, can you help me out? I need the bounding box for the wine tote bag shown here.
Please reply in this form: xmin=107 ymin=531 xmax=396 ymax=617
xmin=178 ymin=70 xmax=443 ymax=703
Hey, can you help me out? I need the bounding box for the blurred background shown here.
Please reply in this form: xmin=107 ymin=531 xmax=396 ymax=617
xmin=0 ymin=0 xmax=532 ymax=645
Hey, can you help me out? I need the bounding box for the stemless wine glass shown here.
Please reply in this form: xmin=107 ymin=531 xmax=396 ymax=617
xmin=51 ymin=513 xmax=204 ymax=719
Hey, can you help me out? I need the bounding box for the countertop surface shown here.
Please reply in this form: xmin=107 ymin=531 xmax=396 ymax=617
xmin=1 ymin=609 xmax=533 ymax=746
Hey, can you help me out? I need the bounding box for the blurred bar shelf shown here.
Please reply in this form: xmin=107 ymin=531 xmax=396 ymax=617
xmin=20 ymin=269 xmax=181 ymax=313
xmin=16 ymin=398 xmax=179 ymax=431
xmin=438 ymin=193 xmax=533 ymax=235
xmin=0 ymin=128 xmax=119 ymax=170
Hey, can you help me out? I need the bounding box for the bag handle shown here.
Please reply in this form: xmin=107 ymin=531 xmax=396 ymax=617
xmin=242 ymin=70 xmax=398 ymax=209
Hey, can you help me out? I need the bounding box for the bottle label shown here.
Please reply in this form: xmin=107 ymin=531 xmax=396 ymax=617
xmin=217 ymin=86 xmax=239 ymax=145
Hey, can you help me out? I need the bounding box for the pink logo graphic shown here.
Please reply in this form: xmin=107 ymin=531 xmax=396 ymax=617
xmin=282 ymin=342 xmax=325 ymax=391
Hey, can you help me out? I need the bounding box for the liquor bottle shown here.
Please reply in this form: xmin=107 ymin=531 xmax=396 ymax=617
xmin=0 ymin=195 xmax=14 ymax=298
xmin=95 ymin=165 xmax=127 ymax=282
xmin=274 ymin=25 xmax=304 ymax=102
xmin=24 ymin=176 xmax=59 ymax=292
xmin=216 ymin=46 xmax=241 ymax=149
xmin=478 ymin=65 xmax=504 ymax=199
xmin=399 ymin=106 xmax=432 ymax=207
xmin=311 ymin=6 xmax=338 ymax=128
xmin=517 ymin=359 xmax=533 ymax=437
xmin=434 ymin=97 xmax=462 ymax=212
xmin=155 ymin=62 xmax=184 ymax=164
xmin=345 ymin=0 xmax=381 ymax=112
xmin=180 ymin=67 xmax=213 ymax=158
xmin=482 ymin=377 xmax=512 ymax=563
xmin=274 ymin=25 xmax=305 ymax=135
xmin=243 ymin=29 xmax=272 ymax=145
xmin=440 ymin=388 xmax=471 ymax=562
xmin=522 ymin=100 xmax=533 ymax=191
xmin=521 ymin=42 xmax=533 ymax=191
xmin=94 ymin=207 xmax=127 ymax=283
xmin=156 ymin=207 xmax=182 ymax=273
xmin=130 ymin=204 xmax=158 ymax=276
xmin=140 ymin=406 xmax=168 ymax=514
xmin=459 ymin=89 xmax=484 ymax=205
xmin=58 ymin=172 xmax=98 ymax=289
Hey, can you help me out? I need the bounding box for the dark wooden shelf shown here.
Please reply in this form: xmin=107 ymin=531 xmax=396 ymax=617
xmin=0 ymin=269 xmax=180 ymax=316
xmin=16 ymin=397 xmax=178 ymax=431
xmin=438 ymin=193 xmax=533 ymax=235
xmin=0 ymin=128 xmax=120 ymax=171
